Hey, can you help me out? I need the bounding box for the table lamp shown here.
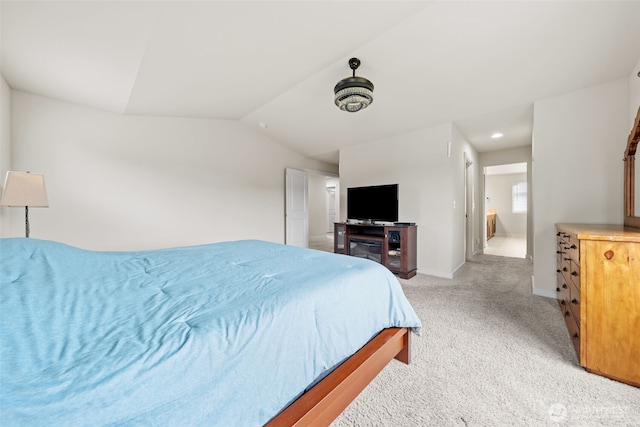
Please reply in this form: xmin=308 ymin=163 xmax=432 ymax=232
xmin=0 ymin=171 xmax=49 ymax=238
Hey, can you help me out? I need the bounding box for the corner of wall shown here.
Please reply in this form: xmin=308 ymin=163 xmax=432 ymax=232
xmin=0 ymin=74 xmax=12 ymax=237
xmin=0 ymin=74 xmax=11 ymax=173
xmin=531 ymin=275 xmax=555 ymax=299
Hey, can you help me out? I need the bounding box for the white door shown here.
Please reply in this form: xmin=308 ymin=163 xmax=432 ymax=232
xmin=285 ymin=168 xmax=309 ymax=247
xmin=326 ymin=186 xmax=336 ymax=232
xmin=465 ymin=155 xmax=474 ymax=259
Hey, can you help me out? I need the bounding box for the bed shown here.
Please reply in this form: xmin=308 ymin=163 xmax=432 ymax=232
xmin=0 ymin=238 xmax=421 ymax=426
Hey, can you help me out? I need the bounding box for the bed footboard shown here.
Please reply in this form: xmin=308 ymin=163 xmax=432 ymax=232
xmin=266 ymin=327 xmax=411 ymax=427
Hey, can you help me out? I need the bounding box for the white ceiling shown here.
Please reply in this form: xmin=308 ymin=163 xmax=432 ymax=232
xmin=2 ymin=1 xmax=639 ymax=164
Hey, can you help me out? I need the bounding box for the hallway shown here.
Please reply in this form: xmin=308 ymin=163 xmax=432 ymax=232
xmin=484 ymin=236 xmax=526 ymax=259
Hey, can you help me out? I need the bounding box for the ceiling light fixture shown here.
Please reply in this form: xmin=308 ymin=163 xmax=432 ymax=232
xmin=334 ymin=58 xmax=374 ymax=113
xmin=491 ymin=132 xmax=504 ymax=139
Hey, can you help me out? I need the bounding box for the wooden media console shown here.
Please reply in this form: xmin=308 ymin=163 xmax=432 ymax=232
xmin=334 ymin=223 xmax=417 ymax=279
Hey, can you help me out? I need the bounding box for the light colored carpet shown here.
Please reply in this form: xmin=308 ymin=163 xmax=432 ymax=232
xmin=332 ymin=254 xmax=640 ymax=426
xmin=309 ymin=234 xmax=335 ymax=252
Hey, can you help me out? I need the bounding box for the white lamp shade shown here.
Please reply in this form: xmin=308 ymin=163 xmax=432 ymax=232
xmin=0 ymin=171 xmax=49 ymax=207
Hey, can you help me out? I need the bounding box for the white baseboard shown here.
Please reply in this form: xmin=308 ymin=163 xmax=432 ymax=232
xmin=414 ymin=268 xmax=453 ymax=279
xmin=531 ymin=275 xmax=557 ymax=299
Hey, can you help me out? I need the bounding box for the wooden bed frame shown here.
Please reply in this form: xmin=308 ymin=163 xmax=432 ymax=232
xmin=266 ymin=327 xmax=411 ymax=426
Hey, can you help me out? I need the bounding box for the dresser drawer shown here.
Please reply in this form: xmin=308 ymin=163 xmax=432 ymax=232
xmin=557 ymin=232 xmax=580 ymax=285
xmin=568 ymin=259 xmax=580 ymax=291
xmin=564 ymin=232 xmax=579 ymax=263
xmin=556 ymin=235 xmax=568 ymax=264
xmin=567 ymin=279 xmax=581 ymax=327
xmin=556 ymin=230 xmax=570 ymax=242
xmin=559 ymin=254 xmax=572 ymax=278
xmin=556 ymin=271 xmax=571 ymax=302
xmin=562 ymin=307 xmax=581 ymax=357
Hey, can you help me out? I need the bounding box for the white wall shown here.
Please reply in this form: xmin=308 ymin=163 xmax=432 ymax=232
xmin=480 ymin=147 xmax=533 ymax=258
xmin=629 ymin=58 xmax=640 ymax=217
xmin=0 ymin=75 xmax=11 ymax=237
xmin=4 ymin=91 xmax=337 ymax=250
xmin=532 ymin=78 xmax=629 ymax=297
xmin=340 ymin=122 xmax=480 ymax=278
xmin=485 ymin=172 xmax=527 ymax=237
xmin=451 ymin=124 xmax=481 ymax=270
xmin=630 ymin=56 xmax=640 ymax=126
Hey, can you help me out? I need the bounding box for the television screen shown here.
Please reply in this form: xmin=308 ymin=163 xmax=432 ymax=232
xmin=347 ymin=184 xmax=398 ymax=222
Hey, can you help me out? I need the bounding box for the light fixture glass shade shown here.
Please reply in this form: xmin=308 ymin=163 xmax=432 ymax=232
xmin=334 ymin=86 xmax=374 ymax=112
xmin=0 ymin=171 xmax=49 ymax=207
xmin=334 ymin=58 xmax=374 ymax=113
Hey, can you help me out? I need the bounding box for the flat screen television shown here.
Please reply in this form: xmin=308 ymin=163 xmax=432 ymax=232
xmin=347 ymin=184 xmax=398 ymax=223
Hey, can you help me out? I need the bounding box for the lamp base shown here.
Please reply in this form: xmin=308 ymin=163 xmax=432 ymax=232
xmin=25 ymin=206 xmax=30 ymax=238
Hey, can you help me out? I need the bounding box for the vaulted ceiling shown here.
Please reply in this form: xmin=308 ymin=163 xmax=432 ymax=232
xmin=2 ymin=1 xmax=639 ymax=164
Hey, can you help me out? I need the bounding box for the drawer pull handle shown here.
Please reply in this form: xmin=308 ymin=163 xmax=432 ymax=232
xmin=571 ymin=299 xmax=578 ymax=305
xmin=565 ymin=311 xmax=571 ymax=317
xmin=556 ymin=287 xmax=560 ymax=292
xmin=573 ymin=333 xmax=579 ymax=340
xmin=556 ymin=250 xmax=564 ymax=254
xmin=562 ymin=284 xmax=568 ymax=289
xmin=562 ymin=267 xmax=568 ymax=272
xmin=557 ymin=269 xmax=561 ymax=273
xmin=564 ymin=257 xmax=571 ymax=261
xmin=604 ymin=250 xmax=614 ymax=260
xmin=570 ymin=245 xmax=577 ymax=249
xmin=560 ymin=299 xmax=566 ymax=305
xmin=571 ymin=271 xmax=578 ymax=276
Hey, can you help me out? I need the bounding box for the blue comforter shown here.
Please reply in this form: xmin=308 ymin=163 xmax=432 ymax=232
xmin=0 ymin=238 xmax=421 ymax=426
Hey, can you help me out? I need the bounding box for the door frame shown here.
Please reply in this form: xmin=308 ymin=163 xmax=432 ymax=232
xmin=464 ymin=154 xmax=475 ymax=259
xmin=285 ymin=168 xmax=309 ymax=247
xmin=285 ymin=168 xmax=339 ymax=248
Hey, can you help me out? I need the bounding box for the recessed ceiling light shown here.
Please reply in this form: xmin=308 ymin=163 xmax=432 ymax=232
xmin=258 ymin=121 xmax=268 ymax=129
xmin=491 ymin=132 xmax=503 ymax=139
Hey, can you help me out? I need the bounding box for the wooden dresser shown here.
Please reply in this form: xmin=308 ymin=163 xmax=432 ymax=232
xmin=486 ymin=210 xmax=496 ymax=240
xmin=556 ymin=223 xmax=640 ymax=387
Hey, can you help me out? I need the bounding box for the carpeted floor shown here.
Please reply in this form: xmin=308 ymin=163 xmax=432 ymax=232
xmin=331 ymin=254 xmax=640 ymax=426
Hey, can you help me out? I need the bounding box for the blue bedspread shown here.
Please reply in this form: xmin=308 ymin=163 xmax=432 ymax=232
xmin=0 ymin=238 xmax=420 ymax=426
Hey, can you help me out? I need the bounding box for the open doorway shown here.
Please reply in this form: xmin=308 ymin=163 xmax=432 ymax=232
xmin=285 ymin=169 xmax=339 ymax=250
xmin=308 ymin=174 xmax=339 ymax=252
xmin=484 ymin=163 xmax=527 ymax=258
